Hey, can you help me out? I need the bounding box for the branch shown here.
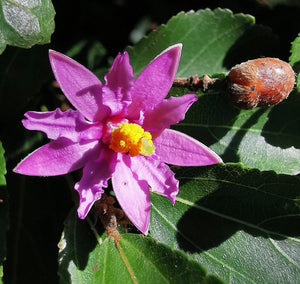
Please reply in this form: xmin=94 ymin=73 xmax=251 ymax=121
xmin=173 ymin=74 xmax=225 ymax=92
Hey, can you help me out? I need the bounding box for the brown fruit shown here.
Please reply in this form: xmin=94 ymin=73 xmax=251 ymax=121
xmin=227 ymin=58 xmax=295 ymax=109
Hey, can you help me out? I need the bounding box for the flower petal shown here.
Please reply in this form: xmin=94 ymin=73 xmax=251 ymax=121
xmin=76 ymin=187 xmax=104 ymax=220
xmin=128 ymin=44 xmax=182 ymax=119
xmin=154 ymin=129 xmax=223 ymax=166
xmin=131 ymin=155 xmax=179 ymax=204
xmin=49 ymin=50 xmax=109 ymax=122
xmin=75 ymin=148 xmax=117 ymax=219
xmin=23 ymin=108 xmax=102 ymax=142
xmin=112 ymin=153 xmax=150 ymax=234
xmin=103 ymin=52 xmax=133 ymax=116
xmin=143 ymin=94 xmax=197 ymax=132
xmin=13 ymin=137 xmax=100 ymax=176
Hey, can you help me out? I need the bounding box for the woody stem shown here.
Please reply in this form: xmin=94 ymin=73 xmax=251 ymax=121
xmin=173 ymin=74 xmax=225 ymax=92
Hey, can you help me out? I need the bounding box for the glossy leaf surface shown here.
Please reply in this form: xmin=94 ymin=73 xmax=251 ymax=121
xmin=58 ymin=210 xmax=223 ymax=284
xmin=129 ymin=9 xmax=299 ymax=174
xmin=150 ymin=163 xmax=300 ymax=283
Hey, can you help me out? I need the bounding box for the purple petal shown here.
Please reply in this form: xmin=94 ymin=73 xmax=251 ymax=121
xmin=143 ymin=94 xmax=197 ymax=132
xmin=76 ymin=187 xmax=104 ymax=220
xmin=128 ymin=44 xmax=182 ymax=119
xmin=13 ymin=137 xmax=100 ymax=176
xmin=23 ymin=108 xmax=102 ymax=142
xmin=103 ymin=52 xmax=133 ymax=116
xmin=49 ymin=50 xmax=109 ymax=122
xmin=112 ymin=153 xmax=150 ymax=234
xmin=75 ymin=148 xmax=117 ymax=219
xmin=154 ymin=129 xmax=223 ymax=166
xmin=130 ymin=155 xmax=179 ymax=204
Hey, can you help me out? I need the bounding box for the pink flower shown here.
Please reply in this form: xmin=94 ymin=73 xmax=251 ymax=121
xmin=14 ymin=44 xmax=222 ymax=234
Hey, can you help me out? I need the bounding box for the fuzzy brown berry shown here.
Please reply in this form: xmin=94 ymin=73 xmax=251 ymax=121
xmin=227 ymin=58 xmax=295 ymax=109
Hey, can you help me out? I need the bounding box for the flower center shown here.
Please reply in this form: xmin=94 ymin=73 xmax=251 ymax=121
xmin=109 ymin=122 xmax=155 ymax=157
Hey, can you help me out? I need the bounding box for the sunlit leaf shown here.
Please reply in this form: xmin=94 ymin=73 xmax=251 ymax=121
xmin=128 ymin=8 xmax=300 ymax=174
xmin=0 ymin=0 xmax=55 ymax=53
xmin=128 ymin=8 xmax=279 ymax=77
xmin=58 ymin=209 xmax=223 ymax=283
xmin=150 ymin=163 xmax=300 ymax=283
xmin=175 ymin=88 xmax=300 ymax=175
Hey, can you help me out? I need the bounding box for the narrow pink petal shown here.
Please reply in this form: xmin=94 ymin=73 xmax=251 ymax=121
xmin=105 ymin=52 xmax=134 ymax=91
xmin=143 ymin=94 xmax=197 ymax=132
xmin=76 ymin=187 xmax=104 ymax=220
xmin=112 ymin=153 xmax=150 ymax=234
xmin=23 ymin=108 xmax=102 ymax=142
xmin=75 ymin=148 xmax=117 ymax=219
xmin=103 ymin=52 xmax=133 ymax=115
xmin=131 ymin=155 xmax=179 ymax=204
xmin=13 ymin=138 xmax=100 ymax=176
xmin=154 ymin=129 xmax=223 ymax=166
xmin=127 ymin=44 xmax=182 ymax=119
xmin=49 ymin=50 xmax=109 ymax=122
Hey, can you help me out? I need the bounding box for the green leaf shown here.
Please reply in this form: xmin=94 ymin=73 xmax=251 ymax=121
xmin=150 ymin=163 xmax=300 ymax=283
xmin=289 ymin=33 xmax=300 ymax=91
xmin=0 ymin=0 xmax=55 ymax=53
xmin=0 ymin=142 xmax=7 ymax=283
xmin=175 ymin=89 xmax=300 ymax=175
xmin=58 ymin=209 xmax=223 ymax=283
xmin=128 ymin=8 xmax=299 ymax=174
xmin=128 ymin=8 xmax=279 ymax=77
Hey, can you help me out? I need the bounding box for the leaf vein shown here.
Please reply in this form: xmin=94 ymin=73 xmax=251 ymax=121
xmin=269 ymin=238 xmax=300 ymax=268
xmin=121 ymin=238 xmax=169 ymax=283
xmin=175 ymin=196 xmax=300 ymax=243
xmin=151 ymin=202 xmax=257 ymax=283
xmin=257 ymin=214 xmax=300 ymax=227
xmin=180 ymin=176 xmax=297 ymax=201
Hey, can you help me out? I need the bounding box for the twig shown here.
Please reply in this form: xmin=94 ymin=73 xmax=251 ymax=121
xmin=173 ymin=74 xmax=225 ymax=92
xmin=93 ymin=194 xmax=131 ymax=243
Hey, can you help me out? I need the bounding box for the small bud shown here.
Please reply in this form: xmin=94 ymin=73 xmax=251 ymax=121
xmin=227 ymin=58 xmax=295 ymax=109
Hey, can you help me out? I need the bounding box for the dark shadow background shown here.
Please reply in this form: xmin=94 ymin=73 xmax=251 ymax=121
xmin=2 ymin=0 xmax=300 ymax=283
xmin=51 ymin=0 xmax=300 ymax=62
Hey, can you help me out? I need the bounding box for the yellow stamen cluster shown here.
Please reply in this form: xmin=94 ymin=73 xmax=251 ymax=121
xmin=109 ymin=122 xmax=155 ymax=157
